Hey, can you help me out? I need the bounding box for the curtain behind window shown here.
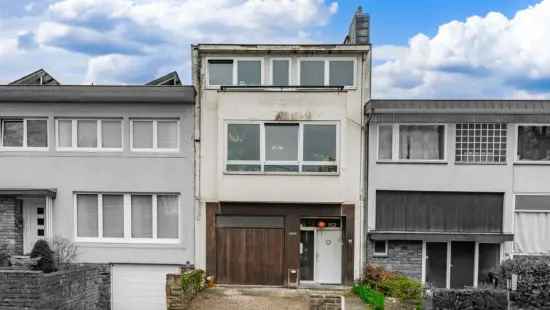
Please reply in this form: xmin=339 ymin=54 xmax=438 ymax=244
xmin=515 ymin=212 xmax=550 ymax=254
xmin=131 ymin=195 xmax=152 ymax=238
xmin=399 ymin=125 xmax=444 ymax=160
xmin=77 ymin=194 xmax=98 ymax=237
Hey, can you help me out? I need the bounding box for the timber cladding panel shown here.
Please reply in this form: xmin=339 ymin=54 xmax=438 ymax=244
xmin=376 ymin=191 xmax=504 ymax=233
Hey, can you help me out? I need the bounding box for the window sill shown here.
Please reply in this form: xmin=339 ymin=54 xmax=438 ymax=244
xmin=208 ymin=85 xmax=353 ymax=92
xmin=513 ymin=161 xmax=550 ymax=165
xmin=223 ymin=171 xmax=340 ymax=176
xmin=372 ymin=253 xmax=388 ymax=258
xmin=376 ymin=160 xmax=448 ymax=165
xmin=1 ymin=147 xmax=48 ymax=152
xmin=75 ymin=238 xmax=181 ymax=245
xmin=454 ymin=162 xmax=507 ymax=166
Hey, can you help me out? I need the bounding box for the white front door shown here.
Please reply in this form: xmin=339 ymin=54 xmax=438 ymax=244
xmin=23 ymin=198 xmax=46 ymax=254
xmin=316 ymin=229 xmax=342 ymax=284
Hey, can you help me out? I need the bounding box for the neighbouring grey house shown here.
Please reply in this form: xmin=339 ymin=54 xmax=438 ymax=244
xmin=365 ymin=99 xmax=550 ymax=289
xmin=0 ymin=70 xmax=194 ymax=310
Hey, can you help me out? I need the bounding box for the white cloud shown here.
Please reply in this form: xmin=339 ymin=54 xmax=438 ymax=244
xmin=373 ymin=0 xmax=550 ymax=98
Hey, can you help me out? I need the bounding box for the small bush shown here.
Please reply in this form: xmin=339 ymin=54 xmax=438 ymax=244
xmin=181 ymin=269 xmax=206 ymax=295
xmin=29 ymin=240 xmax=57 ymax=273
xmin=431 ymin=288 xmax=507 ymax=310
xmin=379 ymin=274 xmax=423 ymax=307
xmin=353 ymin=283 xmax=384 ymax=310
xmin=496 ymin=256 xmax=550 ymax=308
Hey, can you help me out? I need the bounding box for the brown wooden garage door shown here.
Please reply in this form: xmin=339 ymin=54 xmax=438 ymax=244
xmin=216 ymin=216 xmax=284 ymax=285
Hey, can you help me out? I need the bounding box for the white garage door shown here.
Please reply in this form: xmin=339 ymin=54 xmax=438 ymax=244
xmin=112 ymin=264 xmax=180 ymax=310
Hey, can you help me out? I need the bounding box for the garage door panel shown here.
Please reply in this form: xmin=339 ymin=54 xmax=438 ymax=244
xmin=112 ymin=264 xmax=180 ymax=310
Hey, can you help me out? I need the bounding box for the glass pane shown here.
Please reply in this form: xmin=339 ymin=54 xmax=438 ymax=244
xmin=77 ymin=120 xmax=97 ymax=148
xmin=329 ymin=60 xmax=354 ymax=86
xmin=300 ymin=61 xmax=325 ymax=86
xmin=303 ymin=124 xmax=336 ymax=161
xmin=237 ymin=60 xmax=261 ymax=86
xmin=102 ymin=195 xmax=123 ymax=238
xmin=272 ymin=60 xmax=289 ymax=85
xmin=378 ymin=125 xmax=393 ymax=159
xmin=133 ymin=121 xmax=153 ymax=149
xmin=131 ymin=195 xmax=152 ymax=238
xmin=208 ymin=60 xmax=233 ymax=86
xmin=265 ymin=123 xmax=298 ymax=161
xmin=58 ymin=120 xmax=73 ymax=147
xmin=77 ymin=194 xmax=98 ymax=237
xmin=227 ymin=124 xmax=260 ymax=161
xmin=157 ymin=121 xmax=178 ymax=149
xmin=518 ymin=126 xmax=550 ymax=161
xmin=27 ymin=120 xmax=48 ymax=147
xmin=264 ymin=165 xmax=299 ymax=172
xmin=226 ymin=164 xmax=261 ymax=172
xmin=399 ymin=125 xmax=445 ymax=160
xmin=478 ymin=244 xmax=500 ymax=285
xmin=374 ymin=241 xmax=386 ymax=253
xmin=101 ymin=120 xmax=121 ymax=148
xmin=3 ymin=120 xmax=23 ymax=147
xmin=300 ymin=230 xmax=314 ymax=280
xmin=157 ymin=195 xmax=178 ymax=238
xmin=302 ymin=165 xmax=337 ymax=173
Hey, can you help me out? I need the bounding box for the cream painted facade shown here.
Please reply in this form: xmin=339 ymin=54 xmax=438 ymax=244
xmin=193 ymin=45 xmax=371 ymax=281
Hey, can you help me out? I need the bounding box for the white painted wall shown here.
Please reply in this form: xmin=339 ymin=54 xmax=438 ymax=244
xmin=196 ymin=50 xmax=370 ymax=279
xmin=368 ymin=122 xmax=550 ymax=257
xmin=0 ymin=102 xmax=194 ymax=264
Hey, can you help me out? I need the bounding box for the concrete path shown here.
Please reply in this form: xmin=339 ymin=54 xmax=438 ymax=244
xmin=189 ymin=287 xmax=309 ymax=310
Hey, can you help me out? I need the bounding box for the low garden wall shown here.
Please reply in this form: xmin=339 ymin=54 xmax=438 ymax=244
xmin=0 ymin=264 xmax=110 ymax=310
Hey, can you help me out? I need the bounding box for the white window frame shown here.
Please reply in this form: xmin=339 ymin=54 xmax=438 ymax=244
xmin=55 ymin=119 xmax=123 ymax=152
xmin=376 ymin=123 xmax=448 ymax=163
xmin=224 ymin=120 xmax=340 ymax=175
xmin=269 ymin=57 xmax=292 ymax=86
xmin=454 ymin=123 xmax=507 ymax=164
xmin=74 ymin=192 xmax=181 ymax=244
xmin=206 ymin=57 xmax=265 ymax=88
xmin=0 ymin=118 xmax=48 ymax=151
xmin=130 ymin=119 xmax=180 ymax=152
xmin=514 ymin=124 xmax=550 ymax=164
xmin=297 ymin=57 xmax=356 ymax=89
xmin=372 ymin=240 xmax=388 ymax=257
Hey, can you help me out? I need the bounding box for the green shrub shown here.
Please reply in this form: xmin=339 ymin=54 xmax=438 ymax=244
xmin=496 ymin=256 xmax=550 ymax=309
xmin=379 ymin=274 xmax=423 ymax=307
xmin=353 ymin=283 xmax=385 ymax=310
xmin=181 ymin=269 xmax=206 ymax=295
xmin=29 ymin=240 xmax=57 ymax=273
xmin=431 ymin=288 xmax=507 ymax=310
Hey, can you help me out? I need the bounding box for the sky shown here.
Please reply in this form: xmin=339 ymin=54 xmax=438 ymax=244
xmin=0 ymin=0 xmax=549 ymax=98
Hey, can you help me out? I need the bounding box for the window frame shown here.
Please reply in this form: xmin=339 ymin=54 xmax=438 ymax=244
xmin=269 ymin=57 xmax=292 ymax=86
xmin=224 ymin=120 xmax=340 ymax=175
xmin=0 ymin=118 xmax=48 ymax=151
xmin=130 ymin=119 xmax=180 ymax=153
xmin=206 ymin=57 xmax=265 ymax=88
xmin=514 ymin=124 xmax=550 ymax=164
xmin=454 ymin=123 xmax=508 ymax=165
xmin=297 ymin=57 xmax=356 ymax=88
xmin=55 ymin=118 xmax=123 ymax=152
xmin=373 ymin=240 xmax=389 ymax=257
xmin=73 ymin=192 xmax=181 ymax=244
xmin=376 ymin=123 xmax=448 ymax=163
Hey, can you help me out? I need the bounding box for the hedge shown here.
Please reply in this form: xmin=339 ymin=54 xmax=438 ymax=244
xmin=353 ymin=284 xmax=384 ymax=310
xmin=496 ymin=256 xmax=550 ymax=309
xmin=431 ymin=288 xmax=508 ymax=310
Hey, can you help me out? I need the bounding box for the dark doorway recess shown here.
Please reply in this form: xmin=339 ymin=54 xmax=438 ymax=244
xmin=426 ymin=242 xmax=447 ymax=288
xmin=450 ymin=242 xmax=475 ymax=288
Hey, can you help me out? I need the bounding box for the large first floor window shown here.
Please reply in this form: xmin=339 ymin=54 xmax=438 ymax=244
xmin=378 ymin=124 xmax=446 ymax=161
xmin=75 ymin=193 xmax=179 ymax=242
xmin=131 ymin=119 xmax=179 ymax=152
xmin=1 ymin=118 xmax=48 ymax=149
xmin=514 ymin=195 xmax=550 ymax=254
xmin=517 ymin=125 xmax=550 ymax=161
xmin=226 ymin=121 xmax=338 ymax=174
xmin=57 ymin=119 xmax=122 ymax=150
xmin=455 ymin=123 xmax=507 ymax=164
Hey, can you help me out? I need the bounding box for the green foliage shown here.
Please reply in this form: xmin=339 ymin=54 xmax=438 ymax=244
xmin=29 ymin=240 xmax=57 ymax=273
xmin=353 ymin=283 xmax=385 ymax=310
xmin=496 ymin=256 xmax=550 ymax=308
xmin=431 ymin=288 xmax=507 ymax=310
xmin=180 ymin=269 xmax=206 ymax=295
xmin=379 ymin=274 xmax=423 ymax=307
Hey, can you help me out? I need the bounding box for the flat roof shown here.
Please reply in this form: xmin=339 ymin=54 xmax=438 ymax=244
xmin=0 ymin=85 xmax=195 ymax=104
xmin=193 ymin=43 xmax=370 ymax=54
xmin=367 ymin=99 xmax=550 ymax=114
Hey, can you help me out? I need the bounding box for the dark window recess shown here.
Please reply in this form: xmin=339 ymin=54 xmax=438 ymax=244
xmin=37 ymin=229 xmax=44 ymax=236
xmin=376 ymin=191 xmax=504 ymax=233
xmin=37 ymin=218 xmax=44 ymax=225
xmin=478 ymin=243 xmax=500 ymax=285
xmin=37 ymin=207 xmax=44 ymax=214
xmin=373 ymin=240 xmax=387 ymax=254
xmin=300 ymin=218 xmax=341 ymax=228
xmin=300 ymin=230 xmax=315 ymax=281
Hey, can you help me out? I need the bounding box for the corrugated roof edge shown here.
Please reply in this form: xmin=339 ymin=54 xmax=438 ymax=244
xmin=192 ymin=43 xmax=371 ymax=53
xmin=0 ymin=85 xmax=195 ymax=104
xmin=366 ymin=99 xmax=550 ymax=114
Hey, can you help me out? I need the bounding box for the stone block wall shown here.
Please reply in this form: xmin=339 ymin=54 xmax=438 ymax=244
xmin=310 ymin=294 xmax=342 ymax=310
xmin=0 ymin=264 xmax=110 ymax=310
xmin=166 ymin=266 xmax=198 ymax=310
xmin=367 ymin=240 xmax=423 ymax=280
xmin=0 ymin=198 xmax=23 ymax=257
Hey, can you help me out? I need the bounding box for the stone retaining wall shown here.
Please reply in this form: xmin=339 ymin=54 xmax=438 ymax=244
xmin=367 ymin=240 xmax=423 ymax=280
xmin=310 ymin=294 xmax=342 ymax=310
xmin=0 ymin=264 xmax=110 ymax=310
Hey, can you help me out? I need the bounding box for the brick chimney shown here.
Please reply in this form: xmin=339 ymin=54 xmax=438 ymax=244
xmin=344 ymin=6 xmax=370 ymax=45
